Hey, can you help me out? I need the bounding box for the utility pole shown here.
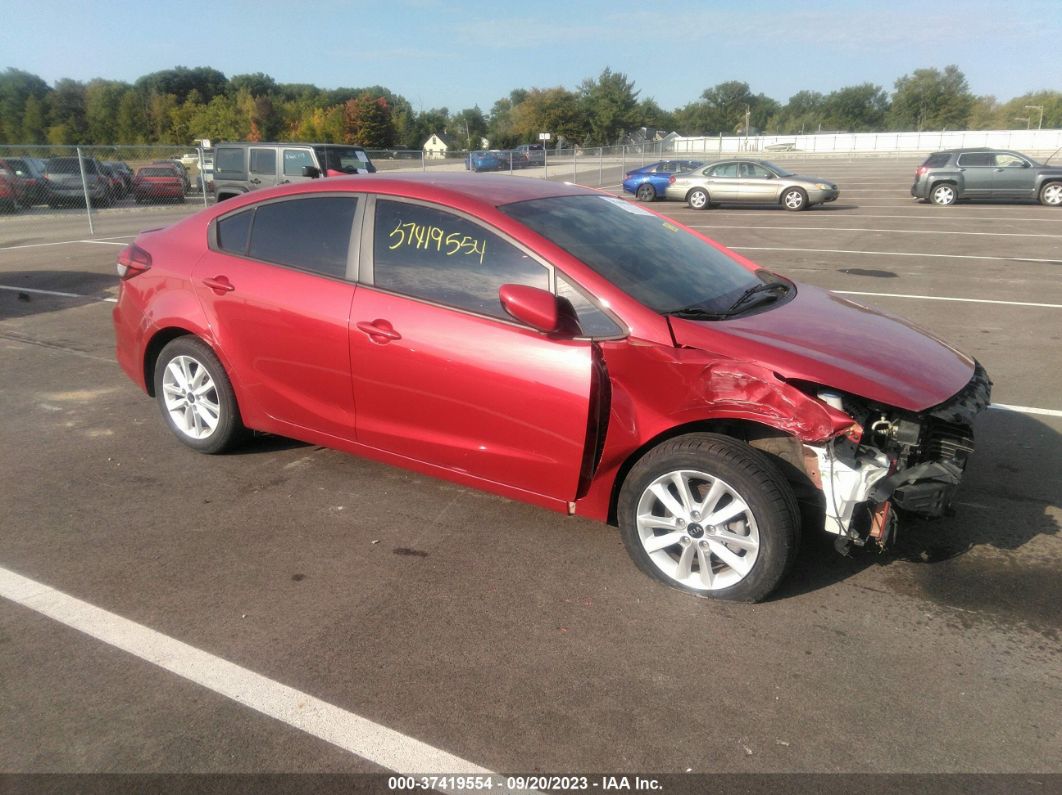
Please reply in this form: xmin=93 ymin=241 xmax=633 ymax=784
xmin=1025 ymin=105 xmax=1044 ymax=130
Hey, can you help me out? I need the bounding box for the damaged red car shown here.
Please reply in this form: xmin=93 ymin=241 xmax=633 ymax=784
xmin=113 ymin=175 xmax=990 ymax=602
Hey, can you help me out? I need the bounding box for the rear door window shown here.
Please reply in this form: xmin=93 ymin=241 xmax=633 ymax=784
xmin=241 ymin=196 xmax=359 ymax=278
xmin=249 ymin=148 xmax=277 ymax=176
xmin=957 ymin=152 xmax=993 ymax=167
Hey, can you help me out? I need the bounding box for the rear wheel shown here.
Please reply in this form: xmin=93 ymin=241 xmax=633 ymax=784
xmin=153 ymin=336 xmax=245 ymax=454
xmin=782 ymin=187 xmax=808 ymax=211
xmin=1039 ymin=181 xmax=1062 ymax=207
xmin=635 ymin=183 xmax=657 ymax=202
xmin=930 ymin=182 xmax=957 ymax=206
xmin=617 ymin=433 xmax=800 ymax=602
xmin=687 ymin=188 xmax=710 ymax=210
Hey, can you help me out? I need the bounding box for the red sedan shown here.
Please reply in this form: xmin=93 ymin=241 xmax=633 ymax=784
xmin=113 ymin=174 xmax=990 ymax=601
xmin=133 ymin=165 xmax=185 ymax=203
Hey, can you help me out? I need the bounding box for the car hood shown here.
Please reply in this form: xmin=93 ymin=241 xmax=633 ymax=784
xmin=788 ymin=173 xmax=836 ymax=186
xmin=668 ymin=283 xmax=974 ymax=412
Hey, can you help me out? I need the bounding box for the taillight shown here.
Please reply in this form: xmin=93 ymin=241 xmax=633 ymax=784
xmin=116 ymin=244 xmax=152 ymax=279
xmin=915 ymin=166 xmax=927 ymax=178
xmin=668 ymin=175 xmax=676 ymax=184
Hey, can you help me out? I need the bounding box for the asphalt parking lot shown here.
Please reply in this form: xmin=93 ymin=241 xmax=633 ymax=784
xmin=1 ymin=157 xmax=1060 ymax=786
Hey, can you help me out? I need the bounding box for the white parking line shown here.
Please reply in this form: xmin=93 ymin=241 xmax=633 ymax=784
xmin=690 ymin=212 xmax=1062 ymax=223
xmin=0 ymin=565 xmax=497 ymax=784
xmin=693 ymin=225 xmax=1062 ymax=239
xmin=731 ymin=246 xmax=1062 ymax=264
xmin=0 ymin=285 xmax=117 ymax=303
xmin=834 ymin=290 xmax=1062 ymax=309
xmin=0 ymin=236 xmax=133 ymax=251
xmin=989 ymin=404 xmax=1062 ymax=418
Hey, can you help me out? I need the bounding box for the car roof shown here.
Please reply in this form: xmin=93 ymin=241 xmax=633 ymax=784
xmin=233 ymin=172 xmax=597 ymax=208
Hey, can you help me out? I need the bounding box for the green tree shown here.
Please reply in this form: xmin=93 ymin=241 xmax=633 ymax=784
xmin=342 ymin=94 xmax=396 ymax=147
xmin=579 ymin=67 xmax=640 ymax=146
xmin=821 ymin=83 xmax=889 ymax=131
xmin=451 ymin=106 xmax=488 ymax=149
xmin=136 ymin=67 xmax=228 ymax=103
xmin=773 ymin=90 xmax=825 ymax=133
xmin=996 ymin=90 xmax=1062 ymax=130
xmin=229 ymin=72 xmax=277 ymax=98
xmin=85 ymin=79 xmax=130 ymax=143
xmin=186 ymin=94 xmax=247 ymax=141
xmin=0 ymin=68 xmax=49 ymax=143
xmin=46 ymin=79 xmax=88 ymax=143
xmin=509 ymin=88 xmax=582 ymax=144
xmin=20 ymin=94 xmax=47 ymax=143
xmin=115 ymin=90 xmax=148 ymax=144
xmin=889 ymin=65 xmax=973 ymax=130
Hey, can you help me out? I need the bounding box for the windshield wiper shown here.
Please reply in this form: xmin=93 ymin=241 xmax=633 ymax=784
xmin=666 ymin=305 xmax=730 ymax=320
xmin=724 ymin=281 xmax=790 ymax=316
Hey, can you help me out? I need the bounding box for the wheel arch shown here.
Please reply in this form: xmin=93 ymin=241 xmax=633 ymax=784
xmin=603 ymin=418 xmax=811 ymax=526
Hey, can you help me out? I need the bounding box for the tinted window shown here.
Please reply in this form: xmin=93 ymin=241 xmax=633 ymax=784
xmin=247 ymin=197 xmax=358 ymax=278
xmin=313 ymin=146 xmax=372 ymax=173
xmin=139 ymin=167 xmax=179 ymax=177
xmin=373 ymin=200 xmax=548 ymax=319
xmin=957 ymin=152 xmax=993 ymax=167
xmin=249 ymin=148 xmax=276 ymax=175
xmin=48 ymin=157 xmax=97 ymax=174
xmin=216 ymin=209 xmax=254 ymax=254
xmin=215 ymin=147 xmax=245 ymax=176
xmin=501 ymin=195 xmax=759 ymax=315
xmin=924 ymin=153 xmax=951 ymax=168
xmin=556 ymin=273 xmax=623 ymax=338
xmin=283 ymin=149 xmax=315 ymax=176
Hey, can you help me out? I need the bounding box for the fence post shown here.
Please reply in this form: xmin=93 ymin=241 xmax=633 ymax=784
xmin=421 ymin=151 xmax=426 ymax=172
xmin=198 ymin=146 xmax=209 ymax=208
xmin=544 ymin=146 xmax=548 ymax=180
xmin=76 ymin=146 xmax=95 ymax=236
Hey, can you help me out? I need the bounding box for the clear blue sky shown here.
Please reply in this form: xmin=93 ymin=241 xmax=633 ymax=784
xmin=1 ymin=0 xmax=1058 ymax=111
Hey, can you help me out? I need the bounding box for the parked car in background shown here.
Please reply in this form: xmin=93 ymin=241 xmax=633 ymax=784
xmin=0 ymin=162 xmax=20 ymax=212
xmin=113 ymin=173 xmax=989 ymax=603
xmin=133 ymin=165 xmax=185 ymax=203
xmin=666 ymin=159 xmax=839 ymax=211
xmin=622 ymin=160 xmax=705 ymax=202
xmin=99 ymin=164 xmax=127 ymax=200
xmin=154 ymin=160 xmax=191 ymax=193
xmin=213 ymin=142 xmax=376 ymax=201
xmin=104 ymin=161 xmax=135 ymax=193
xmin=512 ymin=143 xmax=545 ymax=168
xmin=466 ymin=150 xmax=508 ymax=172
xmin=43 ymin=156 xmax=111 ymax=207
xmin=0 ymin=157 xmax=49 ymax=205
xmin=911 ymin=148 xmax=1062 ymax=206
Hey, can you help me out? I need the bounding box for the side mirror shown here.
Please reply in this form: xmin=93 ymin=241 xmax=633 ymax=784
xmin=302 ymin=165 xmax=321 ymax=179
xmin=499 ymin=284 xmax=581 ymax=336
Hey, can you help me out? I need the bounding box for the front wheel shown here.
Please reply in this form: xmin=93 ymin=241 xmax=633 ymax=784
xmin=782 ymin=187 xmax=808 ymax=211
xmin=1039 ymin=181 xmax=1062 ymax=207
xmin=617 ymin=434 xmax=799 ymax=602
xmin=687 ymin=188 xmax=710 ymax=210
xmin=635 ymin=183 xmax=657 ymax=202
xmin=153 ymin=336 xmax=246 ymax=454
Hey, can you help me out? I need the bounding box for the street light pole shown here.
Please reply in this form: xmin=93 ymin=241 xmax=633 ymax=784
xmin=1025 ymin=105 xmax=1044 ymax=130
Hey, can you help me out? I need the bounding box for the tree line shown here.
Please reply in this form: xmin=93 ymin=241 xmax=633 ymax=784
xmin=0 ymin=64 xmax=1058 ymax=151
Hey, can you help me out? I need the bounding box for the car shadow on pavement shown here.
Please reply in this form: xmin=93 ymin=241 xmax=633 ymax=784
xmin=0 ymin=270 xmax=116 ymax=320
xmin=771 ymin=409 xmax=1060 ymax=624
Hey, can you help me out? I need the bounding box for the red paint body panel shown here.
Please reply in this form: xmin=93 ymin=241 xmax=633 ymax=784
xmin=349 ymin=287 xmax=593 ymax=501
xmin=668 ymin=284 xmax=974 ymax=412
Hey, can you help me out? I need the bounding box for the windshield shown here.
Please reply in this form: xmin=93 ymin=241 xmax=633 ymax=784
xmin=761 ymin=161 xmax=793 ymax=176
xmin=500 ymin=195 xmax=760 ymax=314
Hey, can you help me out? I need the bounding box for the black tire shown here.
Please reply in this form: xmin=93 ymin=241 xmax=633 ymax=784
xmin=930 ymin=182 xmax=957 ymax=206
xmin=635 ymin=183 xmax=657 ymax=202
xmin=617 ymin=433 xmax=800 ymax=602
xmin=687 ymin=187 xmax=710 ymax=210
xmin=1038 ymin=180 xmax=1062 ymax=207
xmin=782 ymin=187 xmax=808 ymax=211
xmin=153 ymin=336 xmax=246 ymax=454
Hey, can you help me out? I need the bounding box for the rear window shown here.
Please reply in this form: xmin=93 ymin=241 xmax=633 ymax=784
xmin=247 ymin=196 xmax=358 ymax=278
xmin=139 ymin=167 xmax=178 ymax=178
xmin=923 ymin=153 xmax=951 ymax=168
xmin=48 ymin=158 xmax=98 ymax=174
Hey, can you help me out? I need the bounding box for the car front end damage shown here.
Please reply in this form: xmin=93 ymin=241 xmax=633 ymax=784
xmin=801 ymin=362 xmax=991 ymax=549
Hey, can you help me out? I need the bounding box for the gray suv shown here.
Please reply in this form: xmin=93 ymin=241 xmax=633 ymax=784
xmin=911 ymin=148 xmax=1062 ymax=206
xmin=213 ymin=142 xmax=376 ymax=202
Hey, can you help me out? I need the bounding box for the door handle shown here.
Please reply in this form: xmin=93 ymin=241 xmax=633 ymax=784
xmin=279 ymin=179 xmax=290 ymax=184
xmin=356 ymin=320 xmax=401 ymax=343
xmin=202 ymin=276 xmax=235 ymax=294
xmin=249 ymin=178 xmax=261 ymax=184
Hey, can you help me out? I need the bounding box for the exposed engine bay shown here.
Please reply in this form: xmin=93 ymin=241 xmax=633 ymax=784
xmin=802 ymin=362 xmax=991 ymax=549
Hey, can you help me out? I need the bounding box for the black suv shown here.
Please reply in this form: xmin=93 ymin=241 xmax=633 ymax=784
xmin=911 ymin=147 xmax=1062 ymax=206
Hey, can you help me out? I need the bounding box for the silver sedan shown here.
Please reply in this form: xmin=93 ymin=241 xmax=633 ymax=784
xmin=664 ymin=159 xmax=839 ymax=211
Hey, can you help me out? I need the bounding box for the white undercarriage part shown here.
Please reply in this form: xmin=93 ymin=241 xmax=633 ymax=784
xmin=805 ymin=442 xmax=891 ymax=537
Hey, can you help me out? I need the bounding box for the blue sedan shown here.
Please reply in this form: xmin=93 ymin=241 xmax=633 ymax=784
xmin=622 ymin=160 xmax=704 ymax=202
